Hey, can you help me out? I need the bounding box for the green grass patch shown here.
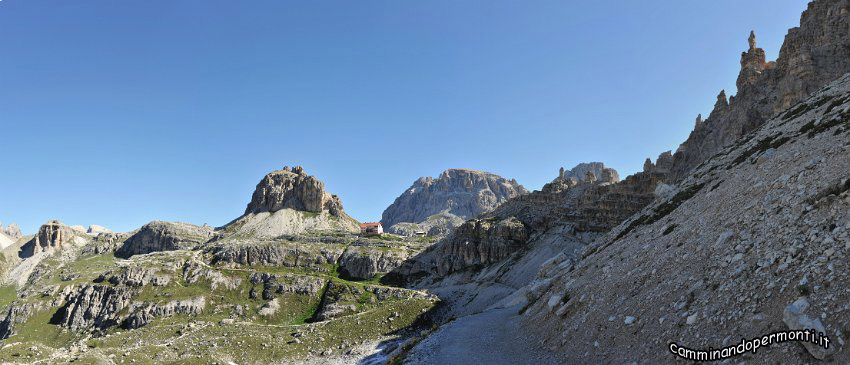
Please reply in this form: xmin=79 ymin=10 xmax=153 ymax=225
xmin=799 ymin=110 xmax=850 ymax=138
xmin=0 ymin=285 xmax=18 ymax=311
xmin=366 ymin=233 xmax=403 ymax=242
xmin=615 ymin=183 xmax=705 ymax=241
xmin=8 ymin=306 xmax=75 ymax=347
xmin=300 ymin=211 xmax=321 ymax=219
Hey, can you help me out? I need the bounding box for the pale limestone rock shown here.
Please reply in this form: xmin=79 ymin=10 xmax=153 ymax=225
xmin=87 ymin=225 xmax=112 ymax=235
xmin=245 ymin=165 xmax=345 ymax=217
xmin=33 ymin=220 xmax=76 ymax=253
xmin=381 ymin=168 xmax=527 ymax=230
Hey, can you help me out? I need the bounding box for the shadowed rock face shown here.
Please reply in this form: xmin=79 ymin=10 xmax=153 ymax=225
xmin=523 ymin=71 xmax=850 ymax=364
xmin=381 ymin=168 xmax=528 ymax=233
xmin=671 ymin=0 xmax=850 ymax=180
xmin=32 ymin=220 xmax=76 ymax=254
xmin=116 ymin=221 xmax=213 ymax=258
xmin=244 ymin=165 xmax=345 ymax=217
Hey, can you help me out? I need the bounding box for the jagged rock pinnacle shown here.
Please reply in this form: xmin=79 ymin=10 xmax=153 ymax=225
xmin=713 ymin=90 xmax=729 ymax=112
xmin=748 ymin=30 xmax=756 ymax=50
xmin=695 ymin=114 xmax=703 ymax=129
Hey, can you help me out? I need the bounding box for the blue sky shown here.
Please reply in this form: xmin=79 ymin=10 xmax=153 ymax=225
xmin=1 ymin=0 xmax=809 ymax=234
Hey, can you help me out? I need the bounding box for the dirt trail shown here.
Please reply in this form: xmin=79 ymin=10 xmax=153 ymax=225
xmin=403 ymin=305 xmax=558 ymax=364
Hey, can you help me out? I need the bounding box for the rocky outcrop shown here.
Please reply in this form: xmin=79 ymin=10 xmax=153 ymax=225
xmin=244 ymin=166 xmax=345 ymax=217
xmin=32 ymin=220 xmax=77 ymax=253
xmin=554 ymin=162 xmax=619 ymax=185
xmin=249 ymin=272 xmax=325 ymax=299
xmin=116 ymin=221 xmax=214 ymax=258
xmin=222 ymin=166 xmax=359 ymax=237
xmin=511 ymin=163 xmax=663 ymax=232
xmin=338 ymin=245 xmax=409 ymax=280
xmin=182 ymin=261 xmax=242 ymax=290
xmin=122 ymin=297 xmax=206 ymax=329
xmin=55 ymin=284 xmax=138 ymax=331
xmin=435 ymin=217 xmax=528 ymax=274
xmin=80 ymin=232 xmax=129 ymax=256
xmin=96 ymin=266 xmax=171 ymax=287
xmin=312 ymin=281 xmax=431 ymax=321
xmin=382 ymin=169 xmax=527 ymax=234
xmin=671 ymin=0 xmax=850 ymax=180
xmin=394 ymin=217 xmax=528 ymax=279
xmin=210 ymin=241 xmax=344 ymax=269
xmin=0 ymin=302 xmax=40 ymax=339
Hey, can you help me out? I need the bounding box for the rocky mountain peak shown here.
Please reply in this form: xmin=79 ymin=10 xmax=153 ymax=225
xmin=671 ymin=0 xmax=850 ymax=180
xmin=0 ymin=223 xmax=22 ymax=240
xmin=381 ymin=169 xmax=527 ymax=232
xmin=748 ymin=30 xmax=756 ymax=50
xmin=244 ymin=165 xmax=345 ymax=217
xmin=553 ymin=162 xmax=619 ymax=185
xmin=738 ymin=31 xmax=771 ymax=90
xmin=32 ymin=220 xmax=77 ymax=254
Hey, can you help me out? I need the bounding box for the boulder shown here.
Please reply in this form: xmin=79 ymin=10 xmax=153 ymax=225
xmin=783 ymin=298 xmax=835 ymax=360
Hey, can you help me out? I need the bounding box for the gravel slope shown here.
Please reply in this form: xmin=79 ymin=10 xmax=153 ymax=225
xmin=404 ymin=305 xmax=558 ymax=365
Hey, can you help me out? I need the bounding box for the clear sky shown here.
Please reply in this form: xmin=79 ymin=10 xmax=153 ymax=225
xmin=1 ymin=0 xmax=810 ymax=234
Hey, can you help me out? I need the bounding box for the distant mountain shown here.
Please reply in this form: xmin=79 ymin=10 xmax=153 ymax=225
xmin=0 ymin=222 xmax=22 ymax=241
xmin=381 ymin=168 xmax=527 ymax=236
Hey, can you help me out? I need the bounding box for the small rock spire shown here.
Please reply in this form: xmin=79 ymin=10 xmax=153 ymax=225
xmin=695 ymin=114 xmax=703 ymax=129
xmin=643 ymin=158 xmax=654 ymax=173
xmin=737 ymin=30 xmax=768 ymax=89
xmin=716 ymin=90 xmax=728 ymax=109
xmin=748 ymin=30 xmax=756 ymax=50
xmin=559 ymin=167 xmax=565 ymax=180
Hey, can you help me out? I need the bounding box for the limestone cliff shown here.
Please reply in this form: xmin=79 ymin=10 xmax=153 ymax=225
xmin=670 ymin=0 xmax=850 ymax=180
xmin=18 ymin=220 xmax=87 ymax=257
